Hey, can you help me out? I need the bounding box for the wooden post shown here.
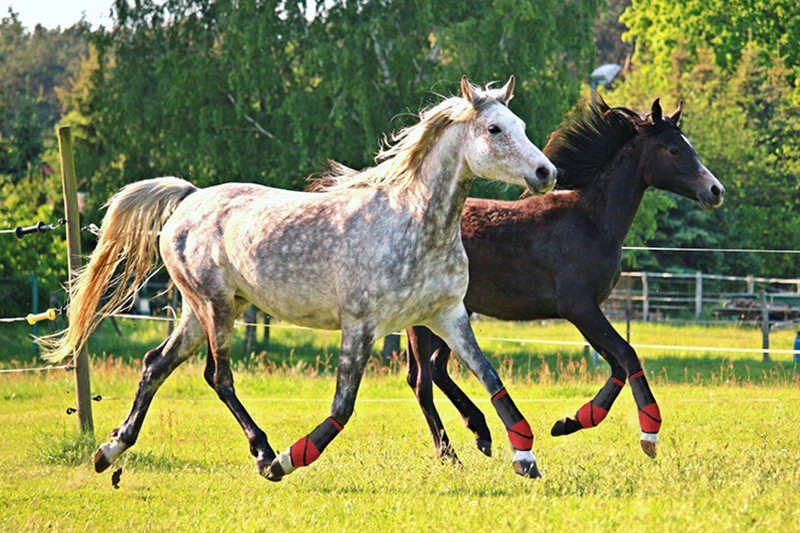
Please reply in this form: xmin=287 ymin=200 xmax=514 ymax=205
xmin=695 ymin=271 xmax=703 ymax=319
xmin=166 ymin=285 xmax=177 ymax=336
xmin=583 ymin=337 xmax=590 ymax=359
xmin=58 ymin=126 xmax=94 ymax=434
xmin=259 ymin=311 xmax=270 ymax=346
xmin=244 ymin=305 xmax=257 ymax=357
xmin=625 ymin=309 xmax=631 ymax=344
xmin=381 ymin=334 xmax=401 ymax=360
xmin=759 ymin=291 xmax=770 ymax=363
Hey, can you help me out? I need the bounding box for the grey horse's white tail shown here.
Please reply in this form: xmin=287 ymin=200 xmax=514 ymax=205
xmin=41 ymin=177 xmax=197 ymax=362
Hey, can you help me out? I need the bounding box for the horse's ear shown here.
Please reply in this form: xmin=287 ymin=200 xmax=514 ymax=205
xmin=651 ymin=98 xmax=663 ymax=123
xmin=669 ymin=100 xmax=682 ymax=124
xmin=461 ymin=75 xmax=478 ymax=104
xmin=499 ymin=75 xmax=515 ymax=105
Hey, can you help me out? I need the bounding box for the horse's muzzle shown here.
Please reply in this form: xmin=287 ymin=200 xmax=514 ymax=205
xmin=698 ymin=179 xmax=725 ymax=210
xmin=524 ymin=165 xmax=557 ymax=195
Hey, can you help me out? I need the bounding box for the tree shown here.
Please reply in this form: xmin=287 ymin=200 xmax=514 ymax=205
xmin=60 ymin=0 xmax=602 ymax=206
xmin=609 ymin=0 xmax=800 ymax=277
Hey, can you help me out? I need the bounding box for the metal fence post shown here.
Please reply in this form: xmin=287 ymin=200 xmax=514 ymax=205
xmin=58 ymin=126 xmax=94 ymax=434
xmin=695 ymin=271 xmax=703 ymax=319
xmin=642 ymin=272 xmax=650 ymax=322
xmin=759 ymin=291 xmax=770 ymax=362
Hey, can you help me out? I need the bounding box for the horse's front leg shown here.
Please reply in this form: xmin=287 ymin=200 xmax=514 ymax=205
xmin=406 ymin=326 xmax=458 ymax=462
xmin=266 ymin=323 xmax=374 ymax=481
xmin=550 ymin=334 xmax=627 ymax=437
xmin=562 ymin=305 xmax=662 ymax=458
xmin=427 ymin=305 xmax=540 ymax=478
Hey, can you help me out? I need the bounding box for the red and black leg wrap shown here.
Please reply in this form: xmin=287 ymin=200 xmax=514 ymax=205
xmin=629 ymin=370 xmax=661 ymax=434
xmin=289 ymin=417 xmax=343 ymax=468
xmin=552 ymin=376 xmax=625 ymax=436
xmin=576 ymin=376 xmax=625 ymax=429
xmin=491 ymin=388 xmax=533 ymax=451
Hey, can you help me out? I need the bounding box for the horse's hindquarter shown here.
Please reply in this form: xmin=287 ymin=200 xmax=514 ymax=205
xmin=162 ymin=184 xmax=468 ymax=334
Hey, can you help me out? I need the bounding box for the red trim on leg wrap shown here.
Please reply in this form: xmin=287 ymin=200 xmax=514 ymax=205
xmin=289 ymin=417 xmax=342 ymax=467
xmin=507 ymin=420 xmax=533 ymax=451
xmin=491 ymin=388 xmax=509 ymax=402
xmin=492 ymin=388 xmax=534 ymax=451
xmin=638 ymin=403 xmax=662 ymax=433
xmin=290 ymin=436 xmax=321 ymax=467
xmin=576 ymin=402 xmax=609 ymax=429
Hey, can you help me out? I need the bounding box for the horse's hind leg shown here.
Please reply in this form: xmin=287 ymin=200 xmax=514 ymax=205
xmin=200 ymin=297 xmax=276 ymax=472
xmin=94 ymin=304 xmax=205 ymax=472
xmin=267 ymin=323 xmax=373 ymax=481
xmin=429 ymin=334 xmax=492 ymax=457
xmin=428 ymin=305 xmax=539 ymax=478
xmin=406 ymin=326 xmax=458 ymax=462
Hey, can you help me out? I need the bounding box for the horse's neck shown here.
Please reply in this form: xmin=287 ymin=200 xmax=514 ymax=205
xmin=582 ymin=144 xmax=648 ymax=248
xmin=412 ymin=127 xmax=475 ymax=246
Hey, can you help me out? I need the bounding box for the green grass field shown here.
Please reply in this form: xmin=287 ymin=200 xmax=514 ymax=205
xmin=1 ymin=318 xmax=799 ymax=530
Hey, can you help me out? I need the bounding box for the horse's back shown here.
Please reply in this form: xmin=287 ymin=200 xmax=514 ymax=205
xmin=460 ymin=192 xmax=618 ymax=319
xmin=159 ymin=182 xmax=462 ymax=333
xmin=160 ymin=183 xmax=348 ymax=327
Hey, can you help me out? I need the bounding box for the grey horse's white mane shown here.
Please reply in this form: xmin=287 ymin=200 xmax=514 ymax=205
xmin=315 ymin=86 xmax=503 ymax=195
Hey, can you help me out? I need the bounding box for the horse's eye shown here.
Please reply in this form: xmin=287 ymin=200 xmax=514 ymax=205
xmin=488 ymin=125 xmax=502 ymax=135
xmin=668 ymin=146 xmax=680 ymax=156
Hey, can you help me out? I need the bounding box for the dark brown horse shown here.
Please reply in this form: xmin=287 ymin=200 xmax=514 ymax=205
xmin=406 ymin=97 xmax=725 ymax=461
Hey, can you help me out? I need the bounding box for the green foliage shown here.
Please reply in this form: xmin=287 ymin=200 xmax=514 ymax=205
xmin=0 ymin=11 xmax=88 ymax=177
xmin=622 ymin=0 xmax=800 ymax=76
xmin=0 ymin=172 xmax=68 ymax=315
xmin=609 ymin=1 xmax=800 ymax=277
xmin=0 ymin=11 xmax=87 ymax=308
xmin=62 ymin=0 xmax=600 ymax=206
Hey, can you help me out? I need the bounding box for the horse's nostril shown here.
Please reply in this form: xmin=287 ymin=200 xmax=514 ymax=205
xmin=535 ymin=166 xmax=551 ymax=182
xmin=711 ymin=184 xmax=722 ymax=197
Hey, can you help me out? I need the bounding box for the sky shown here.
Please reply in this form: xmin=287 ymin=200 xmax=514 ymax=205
xmin=1 ymin=0 xmax=114 ymax=30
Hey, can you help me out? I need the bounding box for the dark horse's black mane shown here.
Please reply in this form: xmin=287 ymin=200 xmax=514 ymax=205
xmin=544 ymin=97 xmax=644 ymax=190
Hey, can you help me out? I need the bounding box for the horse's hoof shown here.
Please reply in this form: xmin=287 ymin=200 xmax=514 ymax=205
xmin=94 ymin=448 xmax=112 ymax=473
xmin=475 ymin=438 xmax=492 ymax=457
xmin=550 ymin=417 xmax=582 ymax=437
xmin=262 ymin=451 xmax=295 ymax=482
xmin=513 ymin=459 xmax=541 ymax=479
xmin=438 ymin=444 xmax=461 ymax=464
xmin=640 ymin=439 xmax=657 ymax=458
xmin=264 ymin=460 xmax=285 ymax=482
xmin=640 ymin=432 xmax=658 ymax=458
xmin=512 ymin=450 xmax=541 ymax=479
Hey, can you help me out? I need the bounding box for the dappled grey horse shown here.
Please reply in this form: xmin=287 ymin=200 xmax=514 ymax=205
xmin=44 ymin=76 xmax=557 ymax=480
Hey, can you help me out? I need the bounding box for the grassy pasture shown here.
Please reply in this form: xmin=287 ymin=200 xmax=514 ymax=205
xmin=1 ymin=318 xmax=799 ymax=531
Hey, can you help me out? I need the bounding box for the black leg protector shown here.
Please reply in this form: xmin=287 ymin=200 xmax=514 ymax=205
xmin=551 ymin=376 xmax=626 ymax=436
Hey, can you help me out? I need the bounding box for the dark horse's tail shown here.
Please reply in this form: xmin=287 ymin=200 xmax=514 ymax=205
xmin=40 ymin=177 xmax=197 ymax=362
